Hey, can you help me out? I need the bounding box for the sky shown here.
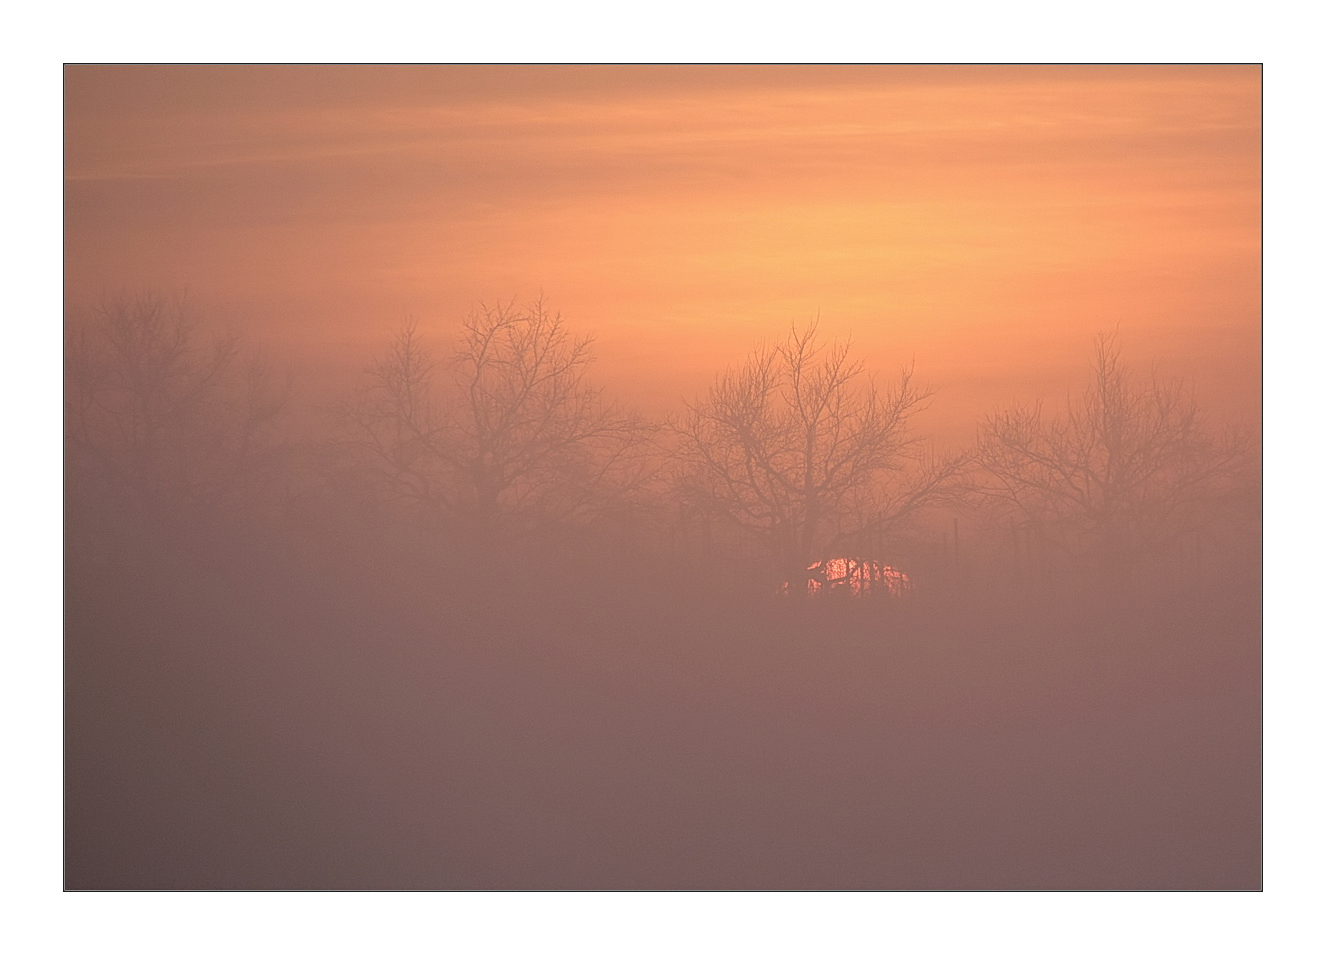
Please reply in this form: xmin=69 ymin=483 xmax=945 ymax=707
xmin=64 ymin=65 xmax=1261 ymax=442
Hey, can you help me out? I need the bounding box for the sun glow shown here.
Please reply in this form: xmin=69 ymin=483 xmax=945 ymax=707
xmin=782 ymin=558 xmax=913 ymax=598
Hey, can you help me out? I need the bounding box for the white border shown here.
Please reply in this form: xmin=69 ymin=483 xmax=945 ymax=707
xmin=13 ymin=4 xmax=1314 ymax=953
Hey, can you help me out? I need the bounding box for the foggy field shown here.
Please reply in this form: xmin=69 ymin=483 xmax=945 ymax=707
xmin=65 ymin=532 xmax=1259 ymax=890
xmin=64 ymin=65 xmax=1261 ymax=892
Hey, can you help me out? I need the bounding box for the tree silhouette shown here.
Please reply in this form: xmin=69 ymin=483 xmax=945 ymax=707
xmin=335 ymin=319 xmax=447 ymax=512
xmin=338 ymin=298 xmax=651 ymax=537
xmin=673 ymin=322 xmax=960 ymax=583
xmin=65 ymin=292 xmax=288 ymax=560
xmin=974 ymin=333 xmax=1250 ymax=579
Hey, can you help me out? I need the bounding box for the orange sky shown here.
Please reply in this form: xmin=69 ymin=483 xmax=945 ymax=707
xmin=64 ymin=65 xmax=1261 ymax=442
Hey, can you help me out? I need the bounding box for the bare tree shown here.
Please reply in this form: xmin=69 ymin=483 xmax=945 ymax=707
xmin=673 ymin=321 xmax=962 ymax=583
xmin=334 ymin=319 xmax=448 ymax=512
xmin=974 ymin=333 xmax=1250 ymax=577
xmin=65 ymin=291 xmax=288 ymax=557
xmin=337 ymin=299 xmax=652 ymax=537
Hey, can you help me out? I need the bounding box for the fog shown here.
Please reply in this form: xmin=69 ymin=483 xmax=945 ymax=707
xmin=65 ymin=66 xmax=1260 ymax=890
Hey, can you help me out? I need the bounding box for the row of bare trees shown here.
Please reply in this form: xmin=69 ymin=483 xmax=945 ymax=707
xmin=65 ymin=293 xmax=1257 ymax=589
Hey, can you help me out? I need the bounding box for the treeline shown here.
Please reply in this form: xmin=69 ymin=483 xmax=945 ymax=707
xmin=65 ymin=291 xmax=1260 ymax=604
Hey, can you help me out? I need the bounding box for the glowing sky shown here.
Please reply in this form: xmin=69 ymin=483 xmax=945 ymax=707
xmin=65 ymin=65 xmax=1260 ymax=439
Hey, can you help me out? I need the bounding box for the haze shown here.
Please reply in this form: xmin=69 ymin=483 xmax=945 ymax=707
xmin=65 ymin=65 xmax=1260 ymax=891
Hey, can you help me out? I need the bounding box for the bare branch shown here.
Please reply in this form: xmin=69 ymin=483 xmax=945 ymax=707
xmin=672 ymin=322 xmax=951 ymax=574
xmin=973 ymin=333 xmax=1252 ymax=565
